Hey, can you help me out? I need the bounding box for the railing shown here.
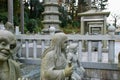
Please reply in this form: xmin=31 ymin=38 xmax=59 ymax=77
xmin=16 ymin=34 xmax=120 ymax=70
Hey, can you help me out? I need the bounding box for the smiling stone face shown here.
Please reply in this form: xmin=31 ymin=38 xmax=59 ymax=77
xmin=0 ymin=30 xmax=16 ymax=61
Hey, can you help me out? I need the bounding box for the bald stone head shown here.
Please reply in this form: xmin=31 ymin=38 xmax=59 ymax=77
xmin=0 ymin=30 xmax=16 ymax=61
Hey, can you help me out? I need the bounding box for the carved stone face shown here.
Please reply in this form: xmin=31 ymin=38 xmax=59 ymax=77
xmin=61 ymin=39 xmax=68 ymax=50
xmin=0 ymin=30 xmax=16 ymax=61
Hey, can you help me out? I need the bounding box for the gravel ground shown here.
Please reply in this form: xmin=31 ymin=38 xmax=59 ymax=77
xmin=20 ymin=63 xmax=40 ymax=80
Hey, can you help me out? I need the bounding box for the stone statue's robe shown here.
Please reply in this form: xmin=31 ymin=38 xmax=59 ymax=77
xmin=0 ymin=59 xmax=21 ymax=80
xmin=41 ymin=51 xmax=67 ymax=80
xmin=9 ymin=59 xmax=21 ymax=80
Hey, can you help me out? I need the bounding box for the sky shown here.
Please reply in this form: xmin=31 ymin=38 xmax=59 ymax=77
xmin=107 ymin=0 xmax=120 ymax=25
xmin=107 ymin=0 xmax=120 ymax=12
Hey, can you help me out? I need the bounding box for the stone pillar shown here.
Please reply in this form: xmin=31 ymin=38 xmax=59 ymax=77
xmin=98 ymin=41 xmax=102 ymax=62
xmin=103 ymin=16 xmax=107 ymax=48
xmin=80 ymin=17 xmax=84 ymax=35
xmin=88 ymin=40 xmax=92 ymax=61
xmin=80 ymin=17 xmax=85 ymax=50
xmin=108 ymin=25 xmax=116 ymax=63
xmin=108 ymin=40 xmax=115 ymax=63
xmin=15 ymin=26 xmax=20 ymax=35
xmin=103 ymin=16 xmax=107 ymax=34
xmin=0 ymin=22 xmax=5 ymax=30
xmin=8 ymin=0 xmax=13 ymax=24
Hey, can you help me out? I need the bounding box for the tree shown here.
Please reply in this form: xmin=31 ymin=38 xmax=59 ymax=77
xmin=13 ymin=0 xmax=20 ymax=26
xmin=99 ymin=0 xmax=108 ymax=10
xmin=111 ymin=13 xmax=120 ymax=28
xmin=59 ymin=6 xmax=68 ymax=28
xmin=26 ymin=19 xmax=37 ymax=33
xmin=29 ymin=0 xmax=44 ymax=19
xmin=23 ymin=0 xmax=44 ymax=33
xmin=92 ymin=0 xmax=108 ymax=10
xmin=78 ymin=0 xmax=89 ymax=13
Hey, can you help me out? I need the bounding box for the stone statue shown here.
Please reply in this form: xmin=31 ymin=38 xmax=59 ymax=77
xmin=40 ymin=32 xmax=73 ymax=80
xmin=4 ymin=22 xmax=14 ymax=33
xmin=0 ymin=30 xmax=21 ymax=80
xmin=67 ymin=43 xmax=85 ymax=80
xmin=118 ymin=52 xmax=120 ymax=68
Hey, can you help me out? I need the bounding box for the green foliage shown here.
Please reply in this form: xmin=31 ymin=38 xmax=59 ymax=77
xmin=14 ymin=16 xmax=19 ymax=26
xmin=34 ymin=18 xmax=43 ymax=33
xmin=26 ymin=19 xmax=37 ymax=33
xmin=72 ymin=20 xmax=80 ymax=28
xmin=23 ymin=0 xmax=44 ymax=33
xmin=61 ymin=24 xmax=80 ymax=34
xmin=14 ymin=0 xmax=20 ymax=15
xmin=0 ymin=12 xmax=8 ymax=24
xmin=29 ymin=0 xmax=44 ymax=18
xmin=59 ymin=6 xmax=72 ymax=28
xmin=0 ymin=0 xmax=7 ymax=12
xmin=25 ymin=18 xmax=43 ymax=33
xmin=24 ymin=12 xmax=29 ymax=24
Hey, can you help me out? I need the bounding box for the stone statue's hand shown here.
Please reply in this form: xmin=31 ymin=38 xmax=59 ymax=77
xmin=64 ymin=66 xmax=73 ymax=77
xmin=80 ymin=66 xmax=85 ymax=73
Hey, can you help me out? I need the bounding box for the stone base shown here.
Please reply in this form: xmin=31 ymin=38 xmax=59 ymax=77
xmin=20 ymin=64 xmax=120 ymax=80
xmin=84 ymin=68 xmax=120 ymax=80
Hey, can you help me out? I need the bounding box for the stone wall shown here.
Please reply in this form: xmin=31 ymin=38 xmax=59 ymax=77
xmin=20 ymin=64 xmax=120 ymax=80
xmin=84 ymin=69 xmax=120 ymax=80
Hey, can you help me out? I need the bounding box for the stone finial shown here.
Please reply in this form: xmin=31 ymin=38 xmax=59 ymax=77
xmin=49 ymin=26 xmax=55 ymax=35
xmin=108 ymin=24 xmax=116 ymax=35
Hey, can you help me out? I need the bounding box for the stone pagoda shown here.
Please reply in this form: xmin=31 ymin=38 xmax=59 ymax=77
xmin=42 ymin=0 xmax=61 ymax=34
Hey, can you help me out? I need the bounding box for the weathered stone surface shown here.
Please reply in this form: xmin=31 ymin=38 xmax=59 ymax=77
xmin=84 ymin=69 xmax=120 ymax=80
xmin=0 ymin=30 xmax=21 ymax=80
xmin=20 ymin=64 xmax=40 ymax=80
